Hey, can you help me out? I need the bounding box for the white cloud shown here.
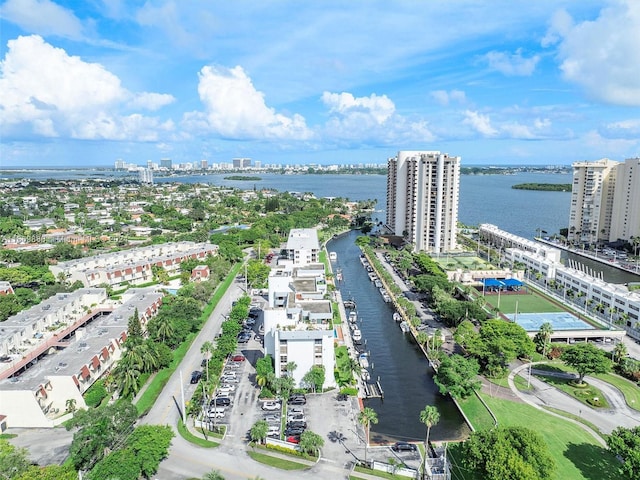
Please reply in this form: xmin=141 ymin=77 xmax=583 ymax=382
xmin=546 ymin=1 xmax=640 ymax=106
xmin=129 ymin=92 xmax=176 ymax=111
xmin=321 ymin=92 xmax=395 ymax=124
xmin=463 ymin=110 xmax=498 ymax=137
xmin=583 ymin=130 xmax=638 ymax=153
xmin=600 ymin=119 xmax=640 ymax=139
xmin=184 ymin=65 xmax=311 ymax=140
xmin=0 ymin=35 xmax=173 ymax=140
xmin=0 ymin=0 xmax=84 ymax=40
xmin=483 ymin=49 xmax=540 ymax=76
xmin=430 ymin=89 xmax=466 ymax=106
xmin=320 ymin=91 xmax=434 ymax=145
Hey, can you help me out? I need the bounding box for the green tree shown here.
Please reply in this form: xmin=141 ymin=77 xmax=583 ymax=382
xmin=0 ymin=439 xmax=31 ymax=479
xmin=561 ymin=342 xmax=612 ymax=384
xmin=301 ymin=365 xmax=325 ymax=393
xmin=613 ymin=341 xmax=628 ymax=364
xmin=14 ymin=464 xmax=77 ymax=480
xmin=126 ymin=425 xmax=174 ymax=479
xmin=533 ymin=322 xmax=554 ymax=358
xmin=127 ymin=308 xmax=143 ymax=344
xmin=419 ymin=406 xmax=440 ymax=478
xmin=67 ymin=400 xmax=138 ymax=470
xmin=201 ymin=340 xmax=215 ymax=383
xmin=250 ymin=420 xmax=269 ymax=444
xmin=462 ymin=426 xmax=555 ymax=480
xmin=606 ymin=425 xmax=640 ymax=479
xmin=358 ymin=407 xmax=378 ymax=465
xmin=299 ymin=430 xmax=324 ymax=456
xmin=434 ymin=354 xmax=481 ymax=399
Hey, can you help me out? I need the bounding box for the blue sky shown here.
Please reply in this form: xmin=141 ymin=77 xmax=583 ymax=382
xmin=1 ymin=0 xmax=639 ymax=167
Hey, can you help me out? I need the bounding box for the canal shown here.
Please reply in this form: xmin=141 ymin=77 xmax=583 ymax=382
xmin=328 ymin=231 xmax=470 ymax=444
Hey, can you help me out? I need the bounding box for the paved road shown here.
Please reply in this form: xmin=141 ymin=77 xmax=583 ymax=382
xmin=508 ymin=362 xmax=640 ymax=446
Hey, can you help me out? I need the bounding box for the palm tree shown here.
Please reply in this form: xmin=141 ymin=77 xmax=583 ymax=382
xmin=250 ymin=420 xmax=269 ymax=444
xmin=156 ymin=315 xmax=174 ymax=344
xmin=358 ymin=407 xmax=378 ymax=465
xmin=299 ymin=430 xmax=324 ymax=456
xmin=613 ymin=342 xmax=628 ymax=364
xmin=419 ymin=405 xmax=440 ymax=479
xmin=539 ymin=322 xmax=554 ymax=358
xmin=341 ymin=357 xmax=360 ymax=384
xmin=65 ymin=398 xmax=77 ymax=414
xmin=201 ymin=340 xmax=214 ymax=383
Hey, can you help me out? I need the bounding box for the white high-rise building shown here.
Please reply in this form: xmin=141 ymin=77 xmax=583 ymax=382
xmin=610 ymin=157 xmax=640 ymax=243
xmin=386 ymin=150 xmax=460 ymax=253
xmin=568 ymin=158 xmax=619 ymax=244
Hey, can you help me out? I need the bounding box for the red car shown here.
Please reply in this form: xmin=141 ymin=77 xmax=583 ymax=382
xmin=231 ymin=355 xmax=245 ymax=362
xmin=286 ymin=435 xmax=300 ymax=444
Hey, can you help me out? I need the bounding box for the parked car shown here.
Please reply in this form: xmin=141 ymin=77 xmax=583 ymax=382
xmin=287 ymin=406 xmax=304 ymax=415
xmin=262 ymin=401 xmax=281 ymax=411
xmin=217 ymin=386 xmax=234 ymax=396
xmin=287 ymin=394 xmax=306 ymax=405
xmin=263 ymin=414 xmax=280 ymax=423
xmin=287 ymin=414 xmax=306 ymax=423
xmin=286 ymin=435 xmax=301 ymax=444
xmin=207 ymin=407 xmax=226 ymax=418
xmin=237 ymin=335 xmax=250 ymax=344
xmin=231 ymin=354 xmax=245 ymax=362
xmin=190 ymin=371 xmax=202 ymax=384
xmin=287 ymin=421 xmax=307 ymax=429
xmin=212 ymin=397 xmax=231 ymax=407
xmin=392 ymin=442 xmax=417 ymax=452
xmin=284 ymin=427 xmax=305 ymax=436
xmin=245 ymin=318 xmax=256 ymax=326
xmin=220 ymin=383 xmax=235 ymax=392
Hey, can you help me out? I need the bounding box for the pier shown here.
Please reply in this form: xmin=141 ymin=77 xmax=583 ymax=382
xmin=362 ymin=378 xmax=384 ymax=399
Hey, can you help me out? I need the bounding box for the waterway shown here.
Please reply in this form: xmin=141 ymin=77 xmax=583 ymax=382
xmin=328 ymin=231 xmax=470 ymax=444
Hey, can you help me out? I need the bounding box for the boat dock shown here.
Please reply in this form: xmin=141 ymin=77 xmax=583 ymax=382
xmin=362 ymin=378 xmax=384 ymax=399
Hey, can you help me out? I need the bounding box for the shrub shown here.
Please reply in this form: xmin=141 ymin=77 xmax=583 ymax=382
xmin=340 ymin=387 xmax=358 ymax=396
xmin=84 ymin=380 xmax=108 ymax=407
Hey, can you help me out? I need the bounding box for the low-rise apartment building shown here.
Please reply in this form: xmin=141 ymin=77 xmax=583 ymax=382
xmin=0 ymin=288 xmax=163 ymax=428
xmin=49 ymin=241 xmax=218 ymax=288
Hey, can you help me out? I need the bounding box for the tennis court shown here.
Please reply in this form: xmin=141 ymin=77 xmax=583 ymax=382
xmin=507 ymin=312 xmax=596 ymax=332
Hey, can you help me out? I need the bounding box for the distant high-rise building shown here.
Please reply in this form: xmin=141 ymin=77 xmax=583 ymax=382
xmin=138 ymin=168 xmax=154 ymax=184
xmin=114 ymin=159 xmax=125 ymax=170
xmin=160 ymin=158 xmax=172 ymax=170
xmin=568 ymin=158 xmax=619 ymax=244
xmin=610 ymin=158 xmax=640 ymax=243
xmin=570 ymin=157 xmax=640 ymax=245
xmin=386 ymin=150 xmax=460 ymax=253
xmin=200 ymin=159 xmax=208 ymax=170
xmin=254 ymin=160 xmax=261 ymax=169
xmin=233 ymin=158 xmax=251 ymax=169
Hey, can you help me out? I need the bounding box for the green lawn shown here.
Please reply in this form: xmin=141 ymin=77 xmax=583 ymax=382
xmin=535 ymin=374 xmax=610 ymax=409
xmin=432 ymin=255 xmax=493 ymax=271
xmin=484 ymin=291 xmax=564 ymax=314
xmin=593 ymin=372 xmax=640 ymax=411
xmin=457 ymin=394 xmax=495 ymax=431
xmin=177 ymin=420 xmax=219 ymax=448
xmin=481 ymin=394 xmax=621 ymax=480
xmin=246 ymin=451 xmax=309 ymax=470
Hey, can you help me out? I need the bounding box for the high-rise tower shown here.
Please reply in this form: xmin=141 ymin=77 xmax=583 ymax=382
xmin=386 ymin=151 xmax=460 ymax=253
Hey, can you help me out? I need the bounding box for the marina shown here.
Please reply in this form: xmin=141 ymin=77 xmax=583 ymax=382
xmin=329 ymin=231 xmax=469 ymax=442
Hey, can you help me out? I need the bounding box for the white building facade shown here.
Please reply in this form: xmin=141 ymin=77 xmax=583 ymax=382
xmin=386 ymin=151 xmax=460 ymax=253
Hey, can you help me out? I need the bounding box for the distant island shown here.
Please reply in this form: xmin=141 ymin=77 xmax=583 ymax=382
xmin=512 ymin=183 xmax=572 ymax=191
xmin=223 ymin=175 xmax=262 ymax=181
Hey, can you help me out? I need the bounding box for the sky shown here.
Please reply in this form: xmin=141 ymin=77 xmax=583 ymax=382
xmin=1 ymin=0 xmax=639 ymax=168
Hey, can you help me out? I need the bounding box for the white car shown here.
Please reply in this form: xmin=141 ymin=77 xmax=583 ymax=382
xmin=287 ymin=414 xmax=306 ymax=423
xmin=287 ymin=406 xmax=304 ymax=415
xmin=263 ymin=414 xmax=280 ymax=423
xmin=262 ymin=401 xmax=281 ymax=411
xmin=217 ymin=386 xmax=234 ymax=396
xmin=220 ymin=383 xmax=236 ymax=392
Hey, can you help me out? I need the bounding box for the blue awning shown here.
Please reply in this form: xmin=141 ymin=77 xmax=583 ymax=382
xmin=502 ymin=278 xmax=523 ymax=287
xmin=482 ymin=278 xmax=505 ymax=287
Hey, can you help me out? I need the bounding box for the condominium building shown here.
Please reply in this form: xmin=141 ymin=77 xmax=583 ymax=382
xmin=284 ymin=228 xmax=320 ymax=266
xmin=386 ymin=151 xmax=460 ymax=253
xmin=49 ymin=241 xmax=218 ymax=288
xmin=610 ymin=157 xmax=640 ymax=243
xmin=568 ymin=158 xmax=619 ymax=244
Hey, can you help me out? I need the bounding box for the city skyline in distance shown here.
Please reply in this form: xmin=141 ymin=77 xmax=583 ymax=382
xmin=1 ymin=1 xmax=639 ymax=167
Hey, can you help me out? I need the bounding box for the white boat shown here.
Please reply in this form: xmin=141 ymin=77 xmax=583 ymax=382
xmin=393 ymin=312 xmax=401 ymax=322
xmin=329 ymin=252 xmax=337 ymax=260
xmin=352 ymin=329 xmax=362 ymax=341
xmin=361 ymin=369 xmax=370 ymax=381
xmin=368 ymin=272 xmax=377 ymax=282
xmin=382 ymin=294 xmax=391 ymax=303
xmin=349 ymin=311 xmax=357 ymax=323
xmin=399 ymin=321 xmax=410 ymax=333
xmin=359 ymin=352 xmax=369 ymax=369
xmin=374 ymin=279 xmax=383 ymax=288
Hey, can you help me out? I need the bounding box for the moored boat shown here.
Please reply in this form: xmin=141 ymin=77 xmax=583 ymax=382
xmin=352 ymin=329 xmax=362 ymax=341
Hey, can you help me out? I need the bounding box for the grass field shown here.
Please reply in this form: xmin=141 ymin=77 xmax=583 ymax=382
xmin=481 ymin=395 xmax=620 ymax=480
xmin=457 ymin=394 xmax=496 ymax=431
xmin=484 ymin=290 xmax=564 ymax=314
xmin=433 ymin=255 xmax=493 ymax=271
xmin=593 ymin=373 xmax=640 ymax=411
